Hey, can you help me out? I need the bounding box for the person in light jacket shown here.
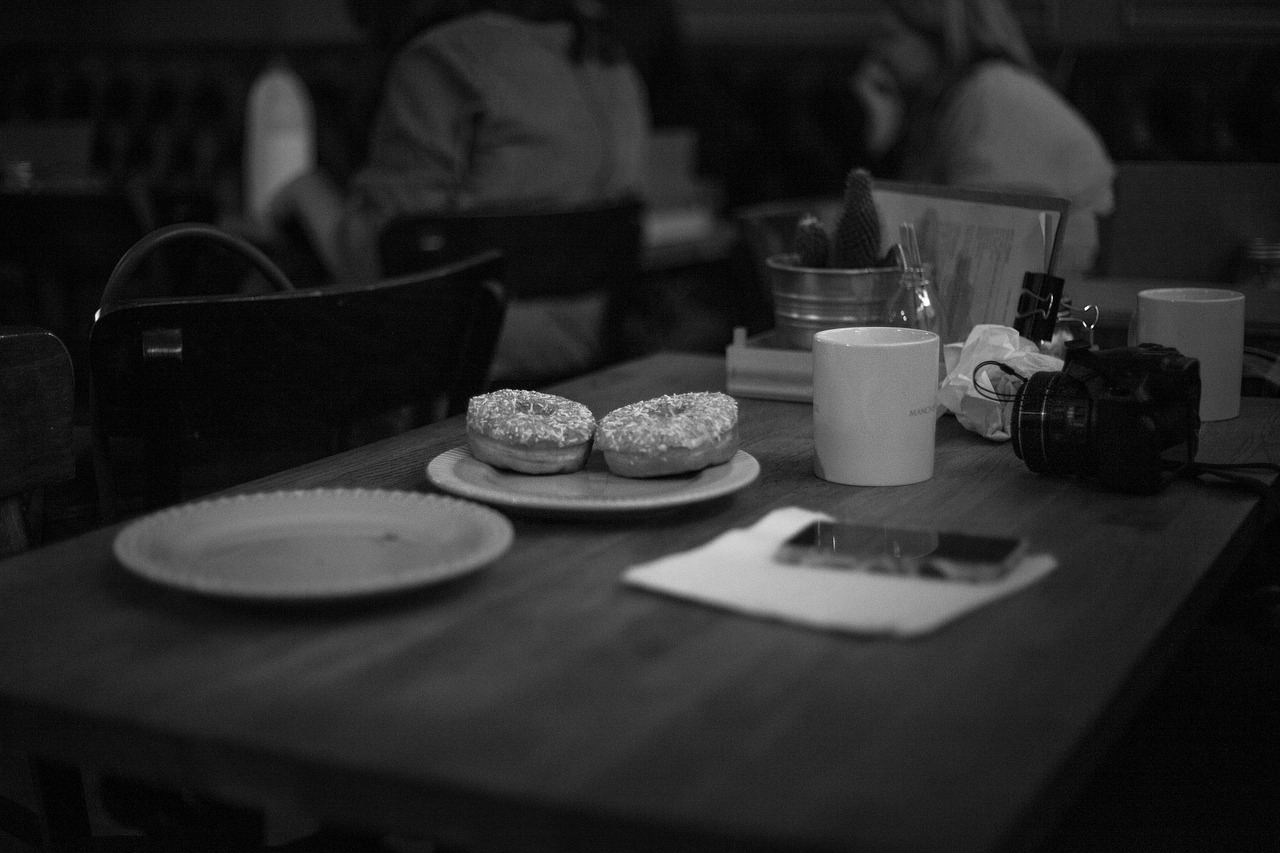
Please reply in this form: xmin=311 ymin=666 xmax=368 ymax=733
xmin=270 ymin=0 xmax=652 ymax=383
xmin=852 ymin=0 xmax=1115 ymax=284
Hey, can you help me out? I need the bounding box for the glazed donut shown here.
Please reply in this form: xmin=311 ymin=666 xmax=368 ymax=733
xmin=597 ymin=392 xmax=739 ymax=478
xmin=466 ymin=389 xmax=596 ymax=474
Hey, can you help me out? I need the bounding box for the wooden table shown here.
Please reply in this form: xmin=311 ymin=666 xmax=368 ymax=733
xmin=2 ymin=353 xmax=1278 ymax=853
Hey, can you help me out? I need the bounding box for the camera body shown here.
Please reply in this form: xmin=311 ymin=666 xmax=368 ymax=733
xmin=1010 ymin=343 xmax=1201 ymax=493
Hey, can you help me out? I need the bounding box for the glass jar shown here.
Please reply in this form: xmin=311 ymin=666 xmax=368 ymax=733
xmin=888 ymin=262 xmax=943 ymax=337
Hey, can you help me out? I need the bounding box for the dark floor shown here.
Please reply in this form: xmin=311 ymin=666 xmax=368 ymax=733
xmin=1043 ymin=527 xmax=1280 ymax=853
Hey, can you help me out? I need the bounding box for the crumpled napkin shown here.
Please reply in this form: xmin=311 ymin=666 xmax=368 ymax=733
xmin=937 ymin=324 xmax=1064 ymax=441
xmin=623 ymin=508 xmax=1057 ymax=637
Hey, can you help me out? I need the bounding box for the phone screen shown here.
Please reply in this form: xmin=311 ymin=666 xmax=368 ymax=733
xmin=775 ymin=521 xmax=1026 ymax=583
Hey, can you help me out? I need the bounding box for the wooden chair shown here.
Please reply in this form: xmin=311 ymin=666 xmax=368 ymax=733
xmin=378 ymin=199 xmax=644 ymax=381
xmin=90 ymin=224 xmax=506 ymax=519
xmin=0 ymin=326 xmax=76 ymax=558
xmin=0 ymin=327 xmax=99 ymax=850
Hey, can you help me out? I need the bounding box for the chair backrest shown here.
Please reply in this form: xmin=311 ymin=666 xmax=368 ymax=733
xmin=0 ymin=327 xmax=76 ymax=556
xmin=1099 ymin=161 xmax=1280 ymax=282
xmin=378 ymin=199 xmax=645 ymax=300
xmin=90 ymin=250 xmax=506 ymax=518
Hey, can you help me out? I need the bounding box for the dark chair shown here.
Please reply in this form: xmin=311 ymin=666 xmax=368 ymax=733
xmin=0 ymin=327 xmax=99 ymax=851
xmin=90 ymin=224 xmax=506 ymax=519
xmin=378 ymin=199 xmax=645 ymax=383
xmin=0 ymin=326 xmax=76 ymax=557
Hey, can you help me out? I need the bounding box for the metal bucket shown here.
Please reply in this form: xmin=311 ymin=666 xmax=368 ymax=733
xmin=767 ymin=253 xmax=907 ymax=350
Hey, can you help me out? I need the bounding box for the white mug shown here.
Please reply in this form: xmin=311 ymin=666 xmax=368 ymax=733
xmin=1133 ymin=288 xmax=1245 ymax=421
xmin=812 ymin=326 xmax=940 ymax=486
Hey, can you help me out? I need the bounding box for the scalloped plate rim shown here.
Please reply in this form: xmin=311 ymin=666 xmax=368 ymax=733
xmin=112 ymin=488 xmax=514 ymax=601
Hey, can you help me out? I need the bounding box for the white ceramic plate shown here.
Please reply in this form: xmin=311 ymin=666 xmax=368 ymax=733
xmin=114 ymin=489 xmax=513 ymax=601
xmin=426 ymin=447 xmax=760 ymax=516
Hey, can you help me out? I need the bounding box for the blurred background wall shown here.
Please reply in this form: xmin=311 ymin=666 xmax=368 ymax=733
xmin=3 ymin=0 xmax=1278 ymax=210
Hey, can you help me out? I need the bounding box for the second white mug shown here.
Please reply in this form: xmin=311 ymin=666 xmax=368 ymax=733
xmin=1133 ymin=287 xmax=1245 ymax=421
xmin=812 ymin=326 xmax=940 ymax=486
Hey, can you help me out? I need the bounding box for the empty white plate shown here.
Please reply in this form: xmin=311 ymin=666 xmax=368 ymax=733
xmin=114 ymin=489 xmax=513 ymax=601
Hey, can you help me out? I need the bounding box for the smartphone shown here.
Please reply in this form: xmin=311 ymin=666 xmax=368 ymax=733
xmin=775 ymin=521 xmax=1026 ymax=584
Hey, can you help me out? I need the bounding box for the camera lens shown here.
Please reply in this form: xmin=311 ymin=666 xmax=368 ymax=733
xmin=1010 ymin=370 xmax=1094 ymax=476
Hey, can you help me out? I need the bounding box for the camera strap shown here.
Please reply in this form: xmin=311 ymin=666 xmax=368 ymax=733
xmin=972 ymin=360 xmax=1027 ymax=403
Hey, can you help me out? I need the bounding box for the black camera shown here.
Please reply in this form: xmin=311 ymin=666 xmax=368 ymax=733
xmin=1008 ymin=343 xmax=1201 ymax=493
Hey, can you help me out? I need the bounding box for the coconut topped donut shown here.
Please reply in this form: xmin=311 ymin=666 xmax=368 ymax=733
xmin=597 ymin=392 xmax=739 ymax=477
xmin=598 ymin=392 xmax=736 ymax=453
xmin=467 ymin=389 xmax=595 ymax=449
xmin=466 ymin=389 xmax=596 ymax=474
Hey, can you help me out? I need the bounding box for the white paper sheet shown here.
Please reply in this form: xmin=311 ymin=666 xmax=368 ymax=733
xmin=623 ymin=508 xmax=1057 ymax=637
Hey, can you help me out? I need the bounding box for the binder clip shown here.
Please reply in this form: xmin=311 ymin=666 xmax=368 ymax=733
xmin=1013 ymin=272 xmax=1064 ymax=343
xmin=1054 ymin=300 xmax=1098 ymax=350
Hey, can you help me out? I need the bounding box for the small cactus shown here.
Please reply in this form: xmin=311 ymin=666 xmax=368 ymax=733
xmin=830 ymin=167 xmax=882 ymax=269
xmin=792 ymin=212 xmax=831 ymax=267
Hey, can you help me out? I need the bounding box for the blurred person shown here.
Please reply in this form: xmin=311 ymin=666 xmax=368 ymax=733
xmin=851 ymin=0 xmax=1115 ymax=284
xmin=267 ymin=0 xmax=651 ymax=383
